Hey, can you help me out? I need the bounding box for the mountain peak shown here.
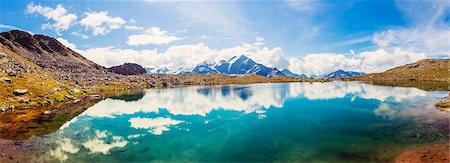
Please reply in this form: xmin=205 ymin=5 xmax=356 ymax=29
xmin=323 ymin=70 xmax=365 ymax=78
xmin=238 ymin=55 xmax=248 ymax=59
xmin=281 ymin=69 xmax=308 ymax=78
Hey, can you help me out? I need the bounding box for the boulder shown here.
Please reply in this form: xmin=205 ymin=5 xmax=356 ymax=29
xmin=7 ymin=71 xmax=16 ymax=77
xmin=13 ymin=89 xmax=28 ymax=95
xmin=0 ymin=106 xmax=14 ymax=112
xmin=0 ymin=77 xmax=11 ymax=83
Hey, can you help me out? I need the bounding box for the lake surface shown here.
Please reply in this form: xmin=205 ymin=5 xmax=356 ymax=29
xmin=3 ymin=82 xmax=449 ymax=162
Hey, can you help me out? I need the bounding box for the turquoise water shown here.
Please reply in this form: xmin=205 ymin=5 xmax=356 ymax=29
xmin=16 ymin=82 xmax=450 ymax=162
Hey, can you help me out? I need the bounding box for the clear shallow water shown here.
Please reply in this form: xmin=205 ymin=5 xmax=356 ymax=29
xmin=12 ymin=82 xmax=450 ymax=162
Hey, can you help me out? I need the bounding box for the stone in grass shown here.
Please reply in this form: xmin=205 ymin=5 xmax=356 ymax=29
xmin=73 ymin=88 xmax=80 ymax=93
xmin=0 ymin=106 xmax=14 ymax=112
xmin=53 ymin=87 xmax=62 ymax=91
xmin=7 ymin=72 xmax=16 ymax=77
xmin=0 ymin=77 xmax=11 ymax=83
xmin=65 ymin=95 xmax=75 ymax=100
xmin=43 ymin=110 xmax=51 ymax=115
xmin=13 ymin=89 xmax=28 ymax=95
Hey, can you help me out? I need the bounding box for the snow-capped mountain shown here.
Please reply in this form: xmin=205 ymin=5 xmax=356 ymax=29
xmin=322 ymin=70 xmax=365 ymax=78
xmin=149 ymin=55 xmax=285 ymax=77
xmin=280 ymin=69 xmax=308 ymax=78
xmin=191 ymin=61 xmax=218 ymax=74
xmin=212 ymin=55 xmax=284 ymax=77
xmin=145 ymin=67 xmax=170 ymax=74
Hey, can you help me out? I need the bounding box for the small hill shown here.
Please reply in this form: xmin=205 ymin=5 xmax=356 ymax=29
xmin=108 ymin=63 xmax=147 ymax=75
xmin=352 ymin=59 xmax=449 ymax=81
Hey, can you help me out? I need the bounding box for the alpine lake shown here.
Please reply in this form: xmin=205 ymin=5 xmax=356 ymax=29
xmin=0 ymin=81 xmax=448 ymax=162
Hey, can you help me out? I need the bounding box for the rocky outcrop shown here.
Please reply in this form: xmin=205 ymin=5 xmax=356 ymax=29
xmin=108 ymin=63 xmax=146 ymax=75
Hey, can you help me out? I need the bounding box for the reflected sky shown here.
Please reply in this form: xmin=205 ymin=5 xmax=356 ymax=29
xmin=15 ymin=82 xmax=449 ymax=162
xmin=80 ymin=81 xmax=429 ymax=119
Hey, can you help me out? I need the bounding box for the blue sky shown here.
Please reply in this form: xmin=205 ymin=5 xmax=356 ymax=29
xmin=0 ymin=0 xmax=449 ymax=75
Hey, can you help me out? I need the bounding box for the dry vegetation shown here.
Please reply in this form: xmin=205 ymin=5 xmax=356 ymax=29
xmin=351 ymin=59 xmax=449 ymax=82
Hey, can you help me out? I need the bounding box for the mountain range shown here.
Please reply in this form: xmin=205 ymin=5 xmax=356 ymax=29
xmin=147 ymin=55 xmax=365 ymax=79
xmin=149 ymin=55 xmax=289 ymax=78
xmin=0 ymin=30 xmax=381 ymax=81
xmin=280 ymin=69 xmax=308 ymax=78
xmin=322 ymin=70 xmax=365 ymax=78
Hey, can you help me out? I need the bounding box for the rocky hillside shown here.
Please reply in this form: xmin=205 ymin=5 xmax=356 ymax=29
xmin=108 ymin=63 xmax=147 ymax=75
xmin=352 ymin=59 xmax=449 ymax=81
xmin=0 ymin=30 xmax=168 ymax=109
xmin=0 ymin=30 xmax=155 ymax=84
xmin=0 ymin=44 xmax=83 ymax=109
xmin=0 ymin=30 xmax=106 ymax=74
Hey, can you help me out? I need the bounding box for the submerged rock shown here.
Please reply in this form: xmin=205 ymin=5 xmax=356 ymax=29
xmin=13 ymin=89 xmax=27 ymax=95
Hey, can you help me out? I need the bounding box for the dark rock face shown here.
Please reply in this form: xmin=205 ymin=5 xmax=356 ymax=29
xmin=108 ymin=63 xmax=147 ymax=75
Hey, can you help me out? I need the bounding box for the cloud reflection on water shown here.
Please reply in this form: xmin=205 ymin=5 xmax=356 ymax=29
xmin=45 ymin=82 xmax=441 ymax=160
xmin=80 ymin=82 xmax=428 ymax=119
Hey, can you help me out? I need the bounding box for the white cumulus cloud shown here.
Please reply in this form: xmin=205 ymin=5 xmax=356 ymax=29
xmin=127 ymin=27 xmax=183 ymax=46
xmin=26 ymin=3 xmax=77 ymax=34
xmin=56 ymin=37 xmax=77 ymax=50
xmin=80 ymin=11 xmax=125 ymax=35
